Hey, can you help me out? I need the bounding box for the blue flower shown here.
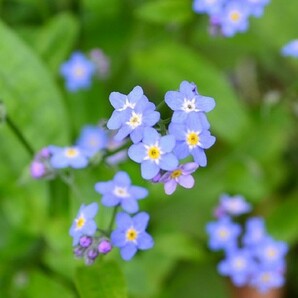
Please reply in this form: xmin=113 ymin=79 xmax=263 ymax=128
xmin=107 ymin=86 xmax=150 ymax=131
xmin=165 ymin=81 xmax=215 ymax=126
xmin=94 ymin=171 xmax=148 ymax=213
xmin=111 ymin=212 xmax=154 ymax=261
xmin=49 ymin=145 xmax=89 ymax=169
xmin=128 ymin=127 xmax=179 ymax=180
xmin=218 ymin=249 xmax=257 ymax=286
xmin=219 ymin=2 xmax=250 ymax=37
xmin=206 ymin=216 xmax=241 ymax=251
xmin=244 ymin=0 xmax=270 ymax=18
xmin=169 ymin=116 xmax=216 ymax=167
xmin=112 ymin=99 xmax=160 ymax=143
xmin=281 ymin=39 xmax=298 ymax=58
xmin=250 ymin=266 xmax=286 ymax=293
xmin=243 ymin=217 xmax=267 ymax=247
xmin=69 ymin=202 xmax=98 ymax=246
xmin=76 ymin=125 xmax=108 ymax=157
xmin=60 ymin=52 xmax=95 ymax=92
xmin=218 ymin=194 xmax=252 ymax=216
xmin=255 ymin=237 xmax=288 ymax=266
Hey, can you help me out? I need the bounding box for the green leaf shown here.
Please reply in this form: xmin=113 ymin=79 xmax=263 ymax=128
xmin=33 ymin=12 xmax=79 ymax=74
xmin=135 ymin=0 xmax=193 ymax=24
xmin=132 ymin=41 xmax=251 ymax=144
xmin=75 ymin=261 xmax=127 ymax=298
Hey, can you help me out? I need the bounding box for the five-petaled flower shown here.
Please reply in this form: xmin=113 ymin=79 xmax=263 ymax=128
xmin=111 ymin=212 xmax=154 ymax=261
xmin=94 ymin=171 xmax=148 ymax=213
xmin=69 ymin=202 xmax=98 ymax=246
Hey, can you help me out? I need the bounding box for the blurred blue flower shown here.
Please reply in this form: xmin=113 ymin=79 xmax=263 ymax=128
xmin=60 ymin=52 xmax=95 ymax=92
xmin=107 ymin=86 xmax=149 ymax=130
xmin=244 ymin=0 xmax=270 ymax=17
xmin=218 ymin=249 xmax=257 ymax=286
xmin=49 ymin=145 xmax=89 ymax=169
xmin=193 ymin=0 xmax=225 ymax=15
xmin=128 ymin=127 xmax=178 ymax=180
xmin=76 ymin=125 xmax=108 ymax=157
xmin=159 ymin=162 xmax=199 ymax=195
xmin=94 ymin=171 xmax=148 ymax=213
xmin=243 ymin=217 xmax=267 ymax=247
xmin=69 ymin=202 xmax=98 ymax=246
xmin=250 ymin=266 xmax=285 ymax=293
xmin=219 ymin=2 xmax=250 ymax=37
xmin=218 ymin=194 xmax=252 ymax=216
xmin=169 ymin=116 xmax=216 ymax=167
xmin=255 ymin=237 xmax=288 ymax=266
xmin=206 ymin=216 xmax=241 ymax=251
xmin=111 ymin=212 xmax=154 ymax=261
xmin=165 ymin=81 xmax=215 ymax=126
xmin=281 ymin=39 xmax=298 ymax=58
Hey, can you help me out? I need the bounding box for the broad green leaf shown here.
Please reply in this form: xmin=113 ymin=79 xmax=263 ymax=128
xmin=33 ymin=12 xmax=79 ymax=73
xmin=75 ymin=261 xmax=127 ymax=298
xmin=135 ymin=0 xmax=193 ymax=25
xmin=132 ymin=42 xmax=251 ymax=144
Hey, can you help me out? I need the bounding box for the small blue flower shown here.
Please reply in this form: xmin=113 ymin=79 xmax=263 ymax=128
xmin=219 ymin=194 xmax=252 ymax=216
xmin=281 ymin=39 xmax=298 ymax=58
xmin=76 ymin=125 xmax=108 ymax=157
xmin=94 ymin=171 xmax=148 ymax=213
xmin=169 ymin=116 xmax=216 ymax=167
xmin=111 ymin=212 xmax=154 ymax=261
xmin=60 ymin=52 xmax=95 ymax=92
xmin=250 ymin=266 xmax=285 ymax=293
xmin=112 ymin=99 xmax=160 ymax=143
xmin=255 ymin=237 xmax=288 ymax=266
xmin=243 ymin=217 xmax=267 ymax=247
xmin=219 ymin=2 xmax=250 ymax=37
xmin=206 ymin=216 xmax=241 ymax=251
xmin=69 ymin=202 xmax=98 ymax=246
xmin=49 ymin=145 xmax=89 ymax=169
xmin=165 ymin=81 xmax=215 ymax=126
xmin=128 ymin=127 xmax=179 ymax=180
xmin=244 ymin=0 xmax=270 ymax=18
xmin=107 ymin=86 xmax=150 ymax=131
xmin=218 ymin=249 xmax=257 ymax=286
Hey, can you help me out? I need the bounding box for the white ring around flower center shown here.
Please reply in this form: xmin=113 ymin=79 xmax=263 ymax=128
xmin=181 ymin=98 xmax=198 ymax=113
xmin=113 ymin=186 xmax=130 ymax=198
xmin=126 ymin=111 xmax=142 ymax=129
xmin=118 ymin=98 xmax=136 ymax=111
xmin=144 ymin=142 xmax=163 ymax=164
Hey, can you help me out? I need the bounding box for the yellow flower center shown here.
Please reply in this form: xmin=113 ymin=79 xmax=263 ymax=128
xmin=261 ymin=273 xmax=271 ymax=283
xmin=171 ymin=169 xmax=182 ymax=179
xmin=126 ymin=228 xmax=138 ymax=241
xmin=148 ymin=146 xmax=161 ymax=160
xmin=266 ymin=247 xmax=277 ymax=259
xmin=127 ymin=112 xmax=142 ymax=129
xmin=186 ymin=132 xmax=199 ymax=147
xmin=88 ymin=137 xmax=98 ymax=147
xmin=218 ymin=228 xmax=229 ymax=239
xmin=65 ymin=148 xmax=79 ymax=158
xmin=75 ymin=215 xmax=85 ymax=230
xmin=74 ymin=66 xmax=86 ymax=77
xmin=233 ymin=258 xmax=246 ymax=269
xmin=230 ymin=11 xmax=240 ymax=22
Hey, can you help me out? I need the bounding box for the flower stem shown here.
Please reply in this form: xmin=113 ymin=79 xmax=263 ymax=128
xmin=59 ymin=171 xmax=84 ymax=202
xmin=6 ymin=115 xmax=35 ymax=157
xmin=156 ymin=99 xmax=166 ymax=111
xmin=108 ymin=206 xmax=119 ymax=234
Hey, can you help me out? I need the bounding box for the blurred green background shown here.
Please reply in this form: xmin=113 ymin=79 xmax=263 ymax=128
xmin=0 ymin=0 xmax=298 ymax=297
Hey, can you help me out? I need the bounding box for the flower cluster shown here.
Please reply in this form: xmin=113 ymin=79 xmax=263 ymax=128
xmin=281 ymin=39 xmax=298 ymax=58
xmin=60 ymin=49 xmax=110 ymax=92
xmin=69 ymin=171 xmax=154 ymax=264
xmin=30 ymin=147 xmax=55 ymax=179
xmin=206 ymin=194 xmax=288 ymax=293
xmin=107 ymin=81 xmax=216 ymax=195
xmin=193 ymin=0 xmax=270 ymax=37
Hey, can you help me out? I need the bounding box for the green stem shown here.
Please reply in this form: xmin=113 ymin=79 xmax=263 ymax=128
xmin=59 ymin=171 xmax=84 ymax=202
xmin=108 ymin=206 xmax=119 ymax=234
xmin=6 ymin=115 xmax=35 ymax=157
xmin=156 ymin=100 xmax=166 ymax=111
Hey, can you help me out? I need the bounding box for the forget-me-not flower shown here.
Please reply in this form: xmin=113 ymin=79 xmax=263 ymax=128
xmin=69 ymin=202 xmax=98 ymax=246
xmin=219 ymin=194 xmax=252 ymax=216
xmin=94 ymin=171 xmax=148 ymax=213
xmin=281 ymin=39 xmax=298 ymax=58
xmin=111 ymin=212 xmax=154 ymax=261
xmin=128 ymin=127 xmax=179 ymax=180
xmin=60 ymin=52 xmax=95 ymax=92
xmin=243 ymin=217 xmax=267 ymax=247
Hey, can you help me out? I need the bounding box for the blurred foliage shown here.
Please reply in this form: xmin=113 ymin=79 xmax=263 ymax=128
xmin=0 ymin=0 xmax=298 ymax=297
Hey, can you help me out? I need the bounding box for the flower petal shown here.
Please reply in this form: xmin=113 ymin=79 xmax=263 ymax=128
xmin=120 ymin=243 xmax=137 ymax=261
xmin=141 ymin=160 xmax=160 ymax=180
xmin=164 ymin=179 xmax=177 ymax=195
xmin=177 ymin=175 xmax=195 ymax=189
xmin=137 ymin=232 xmax=154 ymax=250
xmin=159 ymin=153 xmax=179 ymax=171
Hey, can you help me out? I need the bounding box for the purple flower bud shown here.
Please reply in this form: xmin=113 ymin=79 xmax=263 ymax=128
xmin=87 ymin=248 xmax=99 ymax=260
xmin=39 ymin=147 xmax=51 ymax=158
xmin=98 ymin=239 xmax=112 ymax=254
xmin=73 ymin=246 xmax=84 ymax=258
xmin=151 ymin=172 xmax=162 ymax=183
xmin=30 ymin=161 xmax=46 ymax=179
xmin=79 ymin=236 xmax=93 ymax=248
